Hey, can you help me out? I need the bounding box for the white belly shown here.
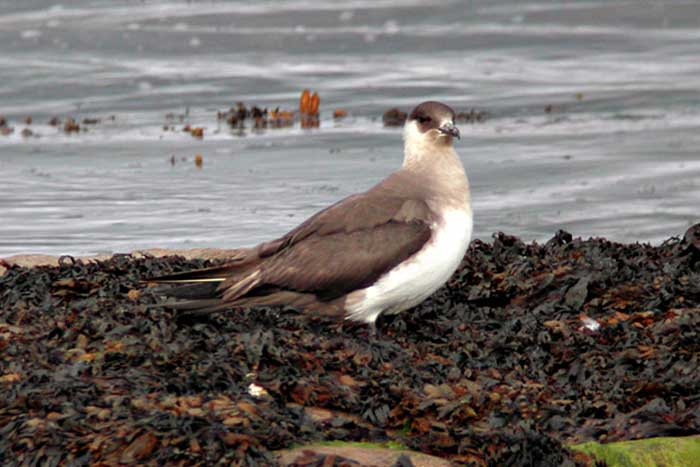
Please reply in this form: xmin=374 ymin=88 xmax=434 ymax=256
xmin=345 ymin=208 xmax=473 ymax=323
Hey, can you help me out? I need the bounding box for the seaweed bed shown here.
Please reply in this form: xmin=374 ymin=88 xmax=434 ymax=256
xmin=1 ymin=227 xmax=699 ymax=466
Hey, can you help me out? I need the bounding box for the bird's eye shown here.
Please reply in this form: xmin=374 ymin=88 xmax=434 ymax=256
xmin=417 ymin=115 xmax=432 ymax=124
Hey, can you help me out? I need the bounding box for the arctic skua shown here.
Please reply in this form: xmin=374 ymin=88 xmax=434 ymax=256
xmin=148 ymin=101 xmax=472 ymax=332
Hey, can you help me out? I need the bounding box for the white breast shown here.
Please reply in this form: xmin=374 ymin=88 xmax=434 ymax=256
xmin=345 ymin=208 xmax=473 ymax=323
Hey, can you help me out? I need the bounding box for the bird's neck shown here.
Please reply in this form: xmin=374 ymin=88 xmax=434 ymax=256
xmin=402 ymin=143 xmax=471 ymax=211
xmin=403 ymin=142 xmax=461 ymax=170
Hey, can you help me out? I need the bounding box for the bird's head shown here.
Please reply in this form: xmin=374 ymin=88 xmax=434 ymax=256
xmin=403 ymin=101 xmax=460 ymax=154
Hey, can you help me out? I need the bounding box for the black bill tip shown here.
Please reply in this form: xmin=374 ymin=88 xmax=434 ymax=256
xmin=438 ymin=122 xmax=460 ymax=139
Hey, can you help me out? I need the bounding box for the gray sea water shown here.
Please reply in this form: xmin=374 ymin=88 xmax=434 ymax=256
xmin=1 ymin=0 xmax=699 ymax=257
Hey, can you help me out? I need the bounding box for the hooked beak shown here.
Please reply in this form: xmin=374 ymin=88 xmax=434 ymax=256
xmin=438 ymin=121 xmax=460 ymax=139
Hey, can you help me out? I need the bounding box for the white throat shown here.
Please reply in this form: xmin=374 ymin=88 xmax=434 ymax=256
xmin=402 ymin=119 xmax=453 ymax=167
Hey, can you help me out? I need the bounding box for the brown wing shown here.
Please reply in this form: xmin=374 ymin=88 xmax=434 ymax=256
xmin=258 ymin=220 xmax=431 ymax=299
xmin=151 ymin=170 xmax=436 ymax=311
xmin=221 ymin=171 xmax=437 ymax=300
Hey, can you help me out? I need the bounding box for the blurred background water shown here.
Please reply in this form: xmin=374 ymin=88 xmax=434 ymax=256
xmin=1 ymin=0 xmax=699 ymax=256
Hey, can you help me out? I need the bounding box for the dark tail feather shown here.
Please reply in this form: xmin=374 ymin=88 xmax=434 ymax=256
xmin=144 ymin=264 xmax=237 ymax=284
xmin=143 ymin=253 xmax=274 ymax=316
xmin=161 ymin=282 xmax=220 ymax=300
xmin=147 ymin=270 xmax=229 ymax=316
xmin=146 ymin=264 xmax=259 ymax=316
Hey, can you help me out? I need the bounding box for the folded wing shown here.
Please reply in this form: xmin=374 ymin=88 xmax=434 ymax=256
xmin=147 ymin=172 xmax=435 ymax=314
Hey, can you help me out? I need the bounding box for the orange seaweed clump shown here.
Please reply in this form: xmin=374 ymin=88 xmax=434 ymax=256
xmin=299 ymin=89 xmax=310 ymax=114
xmin=269 ymin=109 xmax=295 ymax=121
xmin=182 ymin=125 xmax=205 ymax=138
xmin=300 ymin=89 xmax=320 ymax=128
xmin=63 ymin=118 xmax=80 ymax=134
xmin=268 ymin=108 xmax=295 ymax=129
xmin=309 ymin=92 xmax=320 ymax=115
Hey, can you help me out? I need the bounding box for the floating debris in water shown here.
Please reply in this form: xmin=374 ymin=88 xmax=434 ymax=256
xmin=455 ymin=109 xmax=486 ymax=123
xmin=219 ymin=102 xmax=271 ymax=129
xmin=268 ymin=108 xmax=295 ymax=128
xmin=300 ymin=89 xmax=320 ymax=116
xmin=382 ymin=108 xmax=407 ymax=126
xmin=182 ymin=124 xmax=205 ymax=138
xmin=63 ymin=117 xmax=80 ymax=133
xmin=165 ymin=111 xmax=187 ymax=123
xmin=7 ymin=99 xmax=486 ymax=141
xmin=300 ymin=89 xmax=320 ymax=128
xmin=217 ymin=90 xmax=322 ymax=131
xmin=0 ymin=115 xmax=13 ymax=135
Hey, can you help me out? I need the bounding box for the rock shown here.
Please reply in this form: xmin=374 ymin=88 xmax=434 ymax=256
xmin=276 ymin=443 xmax=451 ymax=467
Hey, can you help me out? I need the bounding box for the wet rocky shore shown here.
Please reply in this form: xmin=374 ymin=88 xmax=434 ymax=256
xmin=1 ymin=226 xmax=699 ymax=466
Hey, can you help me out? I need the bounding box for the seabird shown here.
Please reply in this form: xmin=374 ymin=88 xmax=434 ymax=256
xmin=148 ymin=101 xmax=472 ymax=332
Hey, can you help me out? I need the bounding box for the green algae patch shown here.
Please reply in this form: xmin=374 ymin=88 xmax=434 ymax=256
xmin=315 ymin=440 xmax=408 ymax=450
xmin=277 ymin=440 xmax=452 ymax=466
xmin=571 ymin=436 xmax=700 ymax=467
